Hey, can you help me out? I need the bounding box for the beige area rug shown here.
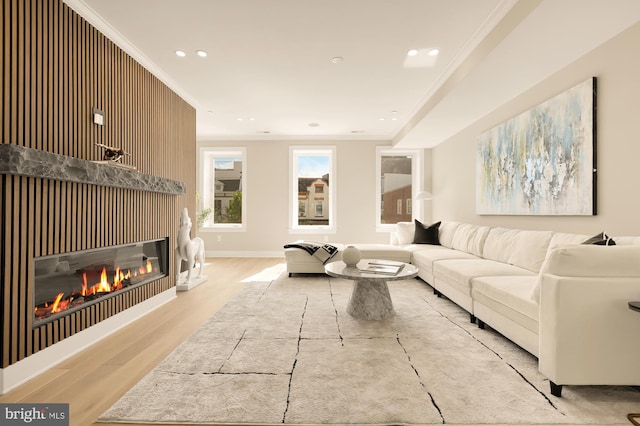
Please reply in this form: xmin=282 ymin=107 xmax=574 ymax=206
xmin=99 ymin=274 xmax=640 ymax=424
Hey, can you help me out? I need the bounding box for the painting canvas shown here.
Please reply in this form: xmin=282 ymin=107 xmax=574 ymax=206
xmin=476 ymin=77 xmax=596 ymax=215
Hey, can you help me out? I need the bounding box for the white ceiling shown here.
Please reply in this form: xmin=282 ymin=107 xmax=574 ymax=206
xmin=66 ymin=0 xmax=640 ymax=147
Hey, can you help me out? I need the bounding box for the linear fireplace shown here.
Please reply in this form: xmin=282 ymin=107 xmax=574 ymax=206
xmin=33 ymin=238 xmax=169 ymax=326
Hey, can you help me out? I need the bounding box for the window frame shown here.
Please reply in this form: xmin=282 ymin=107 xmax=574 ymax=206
xmin=289 ymin=146 xmax=337 ymax=234
xmin=375 ymin=147 xmax=423 ymax=232
xmin=198 ymin=147 xmax=247 ymax=232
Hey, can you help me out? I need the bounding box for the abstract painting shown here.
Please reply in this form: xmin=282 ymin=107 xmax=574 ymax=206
xmin=476 ymin=77 xmax=596 ymax=215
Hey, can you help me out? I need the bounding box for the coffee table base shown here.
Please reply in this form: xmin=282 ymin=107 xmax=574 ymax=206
xmin=347 ymin=278 xmax=396 ymax=320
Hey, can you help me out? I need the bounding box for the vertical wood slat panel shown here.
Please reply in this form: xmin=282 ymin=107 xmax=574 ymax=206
xmin=1 ymin=176 xmax=10 ymax=368
xmin=1 ymin=0 xmax=196 ymax=368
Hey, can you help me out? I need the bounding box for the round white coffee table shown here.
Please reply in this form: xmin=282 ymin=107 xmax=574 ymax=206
xmin=325 ymin=259 xmax=418 ymax=320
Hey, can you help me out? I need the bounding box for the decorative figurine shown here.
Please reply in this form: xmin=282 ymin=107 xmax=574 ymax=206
xmin=95 ymin=143 xmax=130 ymax=163
xmin=175 ymin=207 xmax=205 ymax=284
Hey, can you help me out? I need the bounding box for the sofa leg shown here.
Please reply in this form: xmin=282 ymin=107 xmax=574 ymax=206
xmin=477 ymin=319 xmax=485 ymax=329
xmin=550 ymin=381 xmax=563 ymax=397
xmin=469 ymin=314 xmax=476 ymax=323
xmin=288 ymin=273 xmax=292 ymax=277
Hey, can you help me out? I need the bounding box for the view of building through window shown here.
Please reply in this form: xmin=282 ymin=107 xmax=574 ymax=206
xmin=289 ymin=147 xmax=335 ymax=231
xmin=296 ymin=154 xmax=330 ymax=226
xmin=380 ymin=154 xmax=413 ymax=224
xmin=199 ymin=148 xmax=245 ymax=228
xmin=213 ymin=159 xmax=242 ymax=223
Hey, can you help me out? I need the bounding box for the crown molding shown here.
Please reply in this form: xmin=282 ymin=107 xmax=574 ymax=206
xmin=63 ymin=0 xmax=200 ymax=109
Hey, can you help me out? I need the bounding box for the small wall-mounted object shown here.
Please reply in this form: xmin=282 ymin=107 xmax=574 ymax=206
xmin=94 ymin=143 xmax=136 ymax=170
xmin=92 ymin=108 xmax=105 ymax=126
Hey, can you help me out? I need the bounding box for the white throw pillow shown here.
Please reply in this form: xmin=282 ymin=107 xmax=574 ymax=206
xmin=395 ymin=222 xmax=415 ymax=245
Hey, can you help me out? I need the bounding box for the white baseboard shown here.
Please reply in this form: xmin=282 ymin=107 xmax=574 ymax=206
xmin=0 ymin=288 xmax=176 ymax=395
xmin=205 ymin=250 xmax=284 ymax=258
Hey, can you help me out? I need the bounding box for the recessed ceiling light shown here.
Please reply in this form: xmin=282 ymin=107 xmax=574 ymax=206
xmin=429 ymin=48 xmax=440 ymax=56
xmin=174 ymin=50 xmax=186 ymax=57
xmin=331 ymin=56 xmax=344 ymax=64
xmin=249 ymin=118 xmax=255 ymax=121
xmin=379 ymin=118 xmax=385 ymax=121
xmin=391 ymin=117 xmax=398 ymax=121
xmin=196 ymin=50 xmax=207 ymax=57
xmin=308 ymin=123 xmax=320 ymax=127
xmin=407 ymin=49 xmax=418 ymax=57
xmin=236 ymin=118 xmax=243 ymax=121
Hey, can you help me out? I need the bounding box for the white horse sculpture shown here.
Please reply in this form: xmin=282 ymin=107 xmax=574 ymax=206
xmin=175 ymin=208 xmax=205 ymax=283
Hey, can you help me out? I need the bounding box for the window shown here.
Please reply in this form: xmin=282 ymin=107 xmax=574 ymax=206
xmin=290 ymin=146 xmax=336 ymax=233
xmin=376 ymin=147 xmax=423 ymax=231
xmin=199 ymin=147 xmax=246 ymax=230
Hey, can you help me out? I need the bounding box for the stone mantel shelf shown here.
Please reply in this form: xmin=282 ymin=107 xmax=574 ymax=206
xmin=0 ymin=144 xmax=185 ymax=195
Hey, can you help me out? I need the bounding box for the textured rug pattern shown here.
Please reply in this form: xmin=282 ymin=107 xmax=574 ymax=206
xmin=99 ymin=275 xmax=640 ymax=424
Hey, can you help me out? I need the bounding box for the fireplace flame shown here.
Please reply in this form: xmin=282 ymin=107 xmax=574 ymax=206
xmin=50 ymin=292 xmax=64 ymax=313
xmin=35 ymin=259 xmax=160 ymax=321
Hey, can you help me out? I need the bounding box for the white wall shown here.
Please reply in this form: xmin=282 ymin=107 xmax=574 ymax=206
xmin=197 ymin=139 xmax=403 ymax=256
xmin=432 ymin=21 xmax=640 ymax=236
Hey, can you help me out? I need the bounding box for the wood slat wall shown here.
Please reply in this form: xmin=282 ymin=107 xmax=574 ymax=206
xmin=1 ymin=0 xmax=196 ymax=368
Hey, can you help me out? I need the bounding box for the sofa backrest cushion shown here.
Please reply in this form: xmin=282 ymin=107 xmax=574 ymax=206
xmin=613 ymin=236 xmax=640 ymax=245
xmin=508 ymin=230 xmax=553 ymax=272
xmin=542 ymin=244 xmax=640 ymax=277
xmin=395 ymin=222 xmax=415 ymax=245
xmin=548 ymin=232 xmax=591 ymax=250
xmin=438 ymin=221 xmax=460 ymax=248
xmin=482 ymin=227 xmax=519 ymax=264
xmin=483 ymin=228 xmax=552 ymax=273
xmin=450 ymin=223 xmax=491 ymax=257
xmin=531 ymin=231 xmax=617 ymax=302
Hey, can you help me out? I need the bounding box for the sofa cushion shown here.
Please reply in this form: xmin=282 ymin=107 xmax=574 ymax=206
xmin=350 ymin=244 xmax=412 ymax=263
xmin=434 ymin=258 xmax=535 ymax=293
xmin=548 ymin=232 xmax=591 ymax=250
xmin=482 ymin=227 xmax=521 ymax=264
xmin=410 ymin=245 xmax=478 ymax=284
xmin=482 ymin=228 xmax=552 ymax=273
xmin=531 ymin=243 xmax=640 ymax=302
xmin=508 ymin=230 xmax=553 ymax=273
xmin=543 ymin=245 xmax=640 ymax=277
xmin=471 ymin=275 xmax=539 ymax=331
xmin=438 ymin=221 xmax=460 ymax=248
xmin=413 ymin=219 xmax=441 ymax=245
xmin=613 ymin=236 xmax=640 ymax=245
xmin=395 ymin=222 xmax=415 ymax=245
xmin=450 ymin=224 xmax=491 ymax=257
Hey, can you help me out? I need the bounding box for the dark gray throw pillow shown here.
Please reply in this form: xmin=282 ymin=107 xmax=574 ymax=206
xmin=413 ymin=219 xmax=441 ymax=245
xmin=582 ymin=231 xmax=616 ymax=246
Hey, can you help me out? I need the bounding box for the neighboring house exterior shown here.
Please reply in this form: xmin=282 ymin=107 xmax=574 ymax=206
xmin=213 ymin=161 xmax=242 ymax=223
xmin=381 ymin=164 xmax=413 ymax=224
xmin=383 ymin=183 xmax=412 ymax=224
xmin=298 ymin=175 xmax=329 ymax=225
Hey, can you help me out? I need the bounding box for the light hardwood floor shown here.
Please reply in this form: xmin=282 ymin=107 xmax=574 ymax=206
xmin=0 ymin=257 xmax=287 ymax=426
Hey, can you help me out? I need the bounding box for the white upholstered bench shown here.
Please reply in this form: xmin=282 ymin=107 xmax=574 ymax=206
xmin=284 ymin=243 xmax=411 ymax=276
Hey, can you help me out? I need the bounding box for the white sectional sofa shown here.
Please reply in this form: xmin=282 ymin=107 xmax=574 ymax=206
xmin=283 ymin=221 xmax=640 ymax=397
